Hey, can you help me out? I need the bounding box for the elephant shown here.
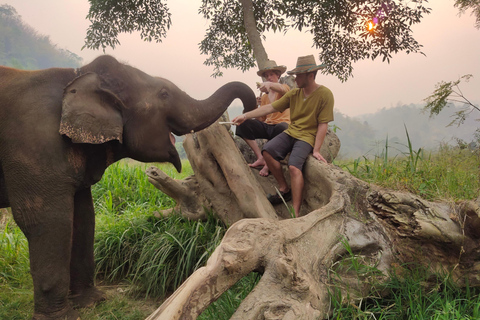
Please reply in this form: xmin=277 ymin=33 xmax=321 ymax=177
xmin=0 ymin=55 xmax=256 ymax=320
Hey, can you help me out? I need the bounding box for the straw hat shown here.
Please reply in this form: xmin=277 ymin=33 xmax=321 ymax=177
xmin=287 ymin=55 xmax=326 ymax=75
xmin=257 ymin=60 xmax=287 ymax=77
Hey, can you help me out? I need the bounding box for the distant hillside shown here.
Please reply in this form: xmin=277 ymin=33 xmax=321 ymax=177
xmin=228 ymin=102 xmax=479 ymax=159
xmin=353 ymin=104 xmax=478 ymax=156
xmin=0 ymin=4 xmax=82 ymax=69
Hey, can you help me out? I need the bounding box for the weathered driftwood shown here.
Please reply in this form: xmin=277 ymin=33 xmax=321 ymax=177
xmin=146 ymin=122 xmax=480 ymax=320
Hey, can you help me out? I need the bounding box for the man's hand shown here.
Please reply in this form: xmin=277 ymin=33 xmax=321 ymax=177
xmin=313 ymin=151 xmax=327 ymax=163
xmin=258 ymin=82 xmax=271 ymax=93
xmin=232 ymin=114 xmax=247 ymax=126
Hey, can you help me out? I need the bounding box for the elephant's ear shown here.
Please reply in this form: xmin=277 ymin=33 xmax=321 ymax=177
xmin=60 ymin=72 xmax=124 ymax=144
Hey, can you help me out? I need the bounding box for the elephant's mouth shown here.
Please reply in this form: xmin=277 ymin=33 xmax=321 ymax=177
xmin=167 ymin=132 xmax=182 ymax=173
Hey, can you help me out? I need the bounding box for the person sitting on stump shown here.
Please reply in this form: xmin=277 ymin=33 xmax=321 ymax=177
xmin=235 ymin=60 xmax=291 ymax=176
xmin=232 ymin=55 xmax=334 ymax=217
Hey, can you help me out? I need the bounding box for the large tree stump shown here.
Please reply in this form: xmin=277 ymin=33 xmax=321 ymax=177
xmin=146 ymin=122 xmax=480 ymax=320
xmin=146 ymin=122 xmax=341 ymax=223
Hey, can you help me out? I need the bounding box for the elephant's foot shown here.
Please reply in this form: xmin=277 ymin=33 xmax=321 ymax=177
xmin=69 ymin=286 xmax=106 ymax=309
xmin=32 ymin=307 xmax=80 ymax=320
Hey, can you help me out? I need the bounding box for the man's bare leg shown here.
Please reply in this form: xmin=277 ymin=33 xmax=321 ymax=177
xmin=263 ymin=151 xmax=289 ymax=193
xmin=289 ymin=165 xmax=304 ymax=217
xmin=245 ymin=139 xmax=266 ymax=168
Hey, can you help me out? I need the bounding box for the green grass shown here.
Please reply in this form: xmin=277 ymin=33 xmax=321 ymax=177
xmin=1 ymin=140 xmax=479 ymax=319
xmin=198 ymin=272 xmax=261 ymax=320
xmin=327 ymin=237 xmax=480 ymax=319
xmin=77 ymin=291 xmax=157 ymax=320
xmin=337 ymin=136 xmax=479 ymax=201
xmin=0 ymin=220 xmax=32 ymax=320
xmin=329 ymin=264 xmax=480 ymax=319
xmin=92 ymin=160 xmax=191 ymax=215
xmin=94 ymin=210 xmax=226 ymax=298
xmin=92 ymin=160 xmax=228 ymax=298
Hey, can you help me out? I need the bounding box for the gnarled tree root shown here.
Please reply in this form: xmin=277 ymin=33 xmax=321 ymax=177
xmin=146 ymin=123 xmax=480 ymax=319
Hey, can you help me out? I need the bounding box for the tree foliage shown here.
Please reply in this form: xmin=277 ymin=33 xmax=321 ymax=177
xmin=200 ymin=0 xmax=430 ymax=80
xmin=84 ymin=0 xmax=171 ymax=51
xmin=82 ymin=0 xmax=430 ymax=81
xmin=455 ymin=0 xmax=480 ymax=29
xmin=0 ymin=4 xmax=82 ymax=69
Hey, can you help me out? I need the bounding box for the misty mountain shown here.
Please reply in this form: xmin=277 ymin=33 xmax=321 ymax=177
xmin=351 ymin=104 xmax=478 ymax=157
xmin=0 ymin=4 xmax=82 ymax=69
xmin=227 ymin=102 xmax=478 ymax=159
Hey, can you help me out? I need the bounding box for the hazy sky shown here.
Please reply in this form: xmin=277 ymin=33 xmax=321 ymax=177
xmin=5 ymin=0 xmax=480 ymax=117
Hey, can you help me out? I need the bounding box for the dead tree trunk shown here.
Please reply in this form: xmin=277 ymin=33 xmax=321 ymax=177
xmin=146 ymin=122 xmax=480 ymax=320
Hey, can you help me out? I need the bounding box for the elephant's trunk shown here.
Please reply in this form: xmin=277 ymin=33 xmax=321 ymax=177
xmin=170 ymin=82 xmax=256 ymax=136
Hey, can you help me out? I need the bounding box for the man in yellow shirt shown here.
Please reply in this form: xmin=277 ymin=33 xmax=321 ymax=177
xmin=235 ymin=60 xmax=291 ymax=176
xmin=232 ymin=55 xmax=334 ymax=217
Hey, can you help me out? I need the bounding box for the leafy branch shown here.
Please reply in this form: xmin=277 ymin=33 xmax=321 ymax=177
xmin=423 ymin=74 xmax=479 ymax=127
xmin=83 ymin=0 xmax=171 ymax=51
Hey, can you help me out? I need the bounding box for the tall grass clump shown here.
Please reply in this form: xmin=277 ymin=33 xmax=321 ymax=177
xmin=93 ymin=160 xmax=228 ymax=297
xmin=92 ymin=160 xmax=192 ymax=215
xmin=328 ymin=238 xmax=480 ymax=319
xmin=0 ymin=220 xmax=30 ymax=286
xmin=329 ymin=262 xmax=480 ymax=319
xmin=338 ymin=128 xmax=479 ymax=201
xmin=94 ymin=210 xmax=226 ymax=297
xmin=0 ymin=217 xmax=33 ymax=320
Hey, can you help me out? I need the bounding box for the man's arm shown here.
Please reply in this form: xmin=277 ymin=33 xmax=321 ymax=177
xmin=312 ymin=122 xmax=329 ymax=163
xmin=259 ymin=82 xmax=288 ymax=95
xmin=232 ymin=104 xmax=276 ymax=125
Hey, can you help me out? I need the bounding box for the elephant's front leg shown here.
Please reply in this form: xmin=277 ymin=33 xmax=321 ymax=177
xmin=12 ymin=184 xmax=80 ymax=320
xmin=69 ymin=187 xmax=106 ymax=308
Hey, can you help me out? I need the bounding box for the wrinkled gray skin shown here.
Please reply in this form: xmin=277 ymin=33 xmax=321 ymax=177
xmin=0 ymin=55 xmax=256 ymax=320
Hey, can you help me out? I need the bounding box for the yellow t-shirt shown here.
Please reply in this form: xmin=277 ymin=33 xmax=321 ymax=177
xmin=271 ymin=85 xmax=334 ymax=147
xmin=259 ymin=83 xmax=291 ymax=125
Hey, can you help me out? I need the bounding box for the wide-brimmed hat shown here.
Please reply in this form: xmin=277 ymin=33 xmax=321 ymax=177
xmin=287 ymin=55 xmax=326 ymax=75
xmin=257 ymin=60 xmax=287 ymax=77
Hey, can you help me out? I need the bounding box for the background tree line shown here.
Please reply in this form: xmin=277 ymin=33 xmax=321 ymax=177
xmin=0 ymin=4 xmax=82 ymax=69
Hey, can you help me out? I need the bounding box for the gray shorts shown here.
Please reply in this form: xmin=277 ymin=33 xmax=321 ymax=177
xmin=262 ymin=132 xmax=313 ymax=171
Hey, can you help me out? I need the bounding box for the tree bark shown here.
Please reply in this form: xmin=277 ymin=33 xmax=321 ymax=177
xmin=146 ymin=122 xmax=480 ymax=319
xmin=239 ymin=0 xmax=268 ymax=70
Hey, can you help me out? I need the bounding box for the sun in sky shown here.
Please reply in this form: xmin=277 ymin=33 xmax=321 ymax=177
xmin=367 ymin=17 xmax=378 ymax=32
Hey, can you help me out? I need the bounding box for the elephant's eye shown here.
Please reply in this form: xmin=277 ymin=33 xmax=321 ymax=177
xmin=158 ymin=89 xmax=169 ymax=100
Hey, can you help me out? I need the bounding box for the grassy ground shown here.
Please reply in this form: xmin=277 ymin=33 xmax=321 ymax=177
xmin=337 ymin=141 xmax=479 ymax=201
xmin=1 ymin=142 xmax=479 ymax=319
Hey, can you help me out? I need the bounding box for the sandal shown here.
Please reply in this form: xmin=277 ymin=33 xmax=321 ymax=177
xmin=267 ymin=190 xmax=292 ymax=205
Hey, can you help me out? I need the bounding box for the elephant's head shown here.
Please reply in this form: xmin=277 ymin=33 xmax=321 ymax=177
xmin=59 ymin=55 xmax=256 ymax=172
